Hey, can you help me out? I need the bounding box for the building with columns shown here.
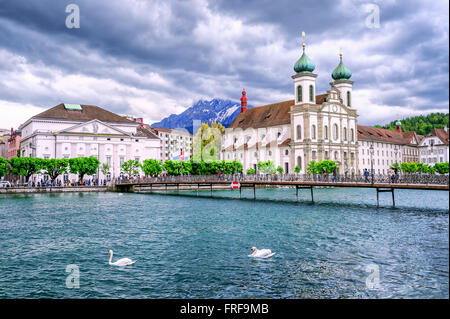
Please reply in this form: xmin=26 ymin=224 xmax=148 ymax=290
xmin=222 ymin=42 xmax=359 ymax=174
xmin=18 ymin=103 xmax=161 ymax=182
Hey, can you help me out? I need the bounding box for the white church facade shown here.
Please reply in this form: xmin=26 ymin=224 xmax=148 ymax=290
xmin=222 ymin=43 xmax=359 ymax=174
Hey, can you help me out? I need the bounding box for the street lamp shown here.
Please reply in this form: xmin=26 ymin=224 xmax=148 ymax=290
xmin=394 ymin=145 xmax=398 ymax=165
xmin=369 ymin=143 xmax=374 ymax=184
xmin=393 ymin=145 xmax=399 ymax=183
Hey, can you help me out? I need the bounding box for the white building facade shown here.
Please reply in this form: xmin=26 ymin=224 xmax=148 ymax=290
xmin=357 ymin=122 xmax=422 ymax=175
xmin=151 ymin=127 xmax=193 ymax=161
xmin=419 ymin=127 xmax=449 ymax=164
xmin=222 ymin=45 xmax=359 ymax=174
xmin=19 ymin=103 xmax=161 ymax=182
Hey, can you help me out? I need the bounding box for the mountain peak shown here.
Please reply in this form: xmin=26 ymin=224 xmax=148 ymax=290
xmin=151 ymin=98 xmax=252 ymax=134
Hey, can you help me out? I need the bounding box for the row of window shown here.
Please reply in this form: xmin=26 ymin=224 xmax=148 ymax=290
xmin=296 ymin=124 xmax=355 ymax=141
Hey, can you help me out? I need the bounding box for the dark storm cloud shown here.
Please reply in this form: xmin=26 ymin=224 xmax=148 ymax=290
xmin=0 ymin=0 xmax=448 ymax=127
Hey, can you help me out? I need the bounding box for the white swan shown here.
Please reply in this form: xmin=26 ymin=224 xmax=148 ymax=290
xmin=248 ymin=246 xmax=275 ymax=258
xmin=107 ymin=249 xmax=136 ymax=266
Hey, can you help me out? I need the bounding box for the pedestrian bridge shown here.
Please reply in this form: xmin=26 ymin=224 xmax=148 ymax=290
xmin=114 ymin=174 xmax=449 ymax=207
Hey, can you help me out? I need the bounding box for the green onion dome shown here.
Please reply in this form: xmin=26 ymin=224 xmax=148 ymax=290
xmin=294 ymin=44 xmax=315 ymax=73
xmin=332 ymin=53 xmax=352 ymax=80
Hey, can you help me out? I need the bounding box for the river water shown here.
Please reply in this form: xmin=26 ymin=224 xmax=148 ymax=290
xmin=0 ymin=187 xmax=448 ymax=298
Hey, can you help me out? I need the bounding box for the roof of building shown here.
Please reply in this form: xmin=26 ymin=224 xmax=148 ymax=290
xmin=426 ymin=128 xmax=449 ymax=145
xmin=315 ymin=94 xmax=328 ymax=105
xmin=31 ymin=104 xmax=136 ymax=124
xmin=151 ymin=126 xmax=172 ymax=133
xmin=228 ymin=100 xmax=294 ymax=130
xmin=136 ymin=126 xmax=160 ymax=139
xmin=357 ymin=125 xmax=420 ymax=145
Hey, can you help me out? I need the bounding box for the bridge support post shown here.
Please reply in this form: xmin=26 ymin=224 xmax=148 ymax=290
xmin=210 ymin=183 xmax=213 ymax=197
xmin=310 ymin=186 xmax=314 ymax=203
xmin=253 ymin=184 xmax=256 ymax=200
xmin=376 ymin=187 xmax=395 ymax=207
xmin=296 ymin=185 xmax=298 ymax=202
xmin=240 ymin=185 xmax=242 ymax=199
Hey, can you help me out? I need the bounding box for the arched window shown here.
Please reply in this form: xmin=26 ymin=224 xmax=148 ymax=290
xmin=324 ymin=125 xmax=328 ymax=139
xmin=343 ymin=127 xmax=347 ymax=141
xmin=309 ymin=85 xmax=314 ymax=102
xmin=297 ymin=85 xmax=302 ymax=102
xmin=297 ymin=156 xmax=302 ymax=170
xmin=311 ymin=125 xmax=316 ymax=139
xmin=296 ymin=125 xmax=302 ymax=139
xmin=333 ymin=124 xmax=339 ymax=140
xmin=350 ymin=128 xmax=354 ymax=142
xmin=347 ymin=91 xmax=351 ymax=107
xmin=285 ymin=150 xmax=289 ymax=155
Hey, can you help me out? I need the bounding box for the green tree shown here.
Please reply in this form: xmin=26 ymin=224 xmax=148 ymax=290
xmin=257 ymin=160 xmax=276 ymax=174
xmin=121 ymin=160 xmax=141 ymax=177
xmin=294 ymin=165 xmax=301 ymax=173
xmin=192 ymin=122 xmax=225 ymax=162
xmin=9 ymin=157 xmax=43 ymax=181
xmin=376 ymin=113 xmax=449 ymax=136
xmin=276 ymin=166 xmax=284 ymax=174
xmin=306 ymin=160 xmax=337 ymax=174
xmin=42 ymin=158 xmax=69 ymax=180
xmin=69 ymin=157 xmax=100 ymax=181
xmin=434 ymin=162 xmax=449 ymax=175
xmin=0 ymin=157 xmax=10 ymax=178
xmin=142 ymin=159 xmax=163 ymax=176
xmin=246 ymin=168 xmax=256 ymax=175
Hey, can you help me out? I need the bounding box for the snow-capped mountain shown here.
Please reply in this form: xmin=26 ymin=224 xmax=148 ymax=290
xmin=151 ymin=98 xmax=253 ymax=134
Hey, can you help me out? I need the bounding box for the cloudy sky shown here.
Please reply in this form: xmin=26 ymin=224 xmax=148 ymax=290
xmin=0 ymin=0 xmax=448 ymax=129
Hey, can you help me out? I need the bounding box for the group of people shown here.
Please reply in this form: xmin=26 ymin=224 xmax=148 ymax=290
xmin=362 ymin=167 xmax=399 ymax=183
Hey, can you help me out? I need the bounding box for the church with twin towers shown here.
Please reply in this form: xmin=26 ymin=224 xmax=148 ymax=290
xmin=221 ymin=37 xmax=359 ymax=175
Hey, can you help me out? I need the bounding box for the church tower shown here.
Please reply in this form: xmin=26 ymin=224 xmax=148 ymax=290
xmin=331 ymin=53 xmax=353 ymax=108
xmin=292 ymin=40 xmax=317 ymax=105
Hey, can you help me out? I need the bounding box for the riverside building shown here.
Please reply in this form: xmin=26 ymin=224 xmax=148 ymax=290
xmin=150 ymin=127 xmax=193 ymax=161
xmin=418 ymin=127 xmax=449 ymax=164
xmin=221 ymin=38 xmax=427 ymax=175
xmin=18 ymin=103 xmax=161 ymax=182
xmin=222 ymin=41 xmax=358 ymax=174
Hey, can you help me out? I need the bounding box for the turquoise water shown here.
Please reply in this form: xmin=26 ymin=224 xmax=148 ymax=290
xmin=0 ymin=188 xmax=448 ymax=298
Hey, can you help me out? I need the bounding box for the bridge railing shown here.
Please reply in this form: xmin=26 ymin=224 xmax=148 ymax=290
xmin=116 ymin=173 xmax=449 ymax=185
